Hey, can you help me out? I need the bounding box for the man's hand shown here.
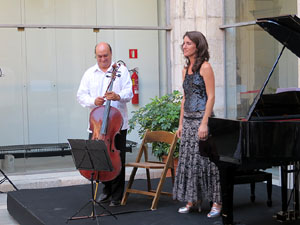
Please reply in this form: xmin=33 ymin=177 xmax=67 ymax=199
xmin=94 ymin=96 xmax=105 ymax=106
xmin=105 ymin=91 xmax=120 ymax=101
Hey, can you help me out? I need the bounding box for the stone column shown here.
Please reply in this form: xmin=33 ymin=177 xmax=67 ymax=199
xmin=169 ymin=0 xmax=225 ymax=116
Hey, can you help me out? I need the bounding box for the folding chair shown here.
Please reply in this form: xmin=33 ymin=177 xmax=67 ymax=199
xmin=121 ymin=130 xmax=178 ymax=210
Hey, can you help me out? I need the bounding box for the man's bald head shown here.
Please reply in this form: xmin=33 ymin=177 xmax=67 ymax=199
xmin=95 ymin=42 xmax=112 ymax=72
xmin=95 ymin=42 xmax=112 ymax=54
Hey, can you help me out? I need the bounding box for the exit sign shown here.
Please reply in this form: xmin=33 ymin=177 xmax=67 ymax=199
xmin=129 ymin=49 xmax=138 ymax=59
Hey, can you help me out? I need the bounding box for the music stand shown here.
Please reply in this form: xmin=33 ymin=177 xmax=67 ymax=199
xmin=66 ymin=139 xmax=117 ymax=224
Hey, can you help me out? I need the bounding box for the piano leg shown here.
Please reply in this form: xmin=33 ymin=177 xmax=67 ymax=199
xmin=219 ymin=163 xmax=235 ymax=225
xmin=281 ymin=165 xmax=288 ymax=213
xmin=295 ymin=162 xmax=299 ymax=216
xmin=275 ymin=165 xmax=288 ymax=221
xmin=276 ymin=164 xmax=300 ymax=221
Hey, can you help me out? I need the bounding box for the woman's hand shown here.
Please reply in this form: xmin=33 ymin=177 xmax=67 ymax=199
xmin=176 ymin=125 xmax=183 ymax=138
xmin=198 ymin=123 xmax=208 ymax=140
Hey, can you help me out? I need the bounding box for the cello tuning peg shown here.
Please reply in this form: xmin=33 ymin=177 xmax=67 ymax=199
xmin=117 ymin=60 xmax=126 ymax=67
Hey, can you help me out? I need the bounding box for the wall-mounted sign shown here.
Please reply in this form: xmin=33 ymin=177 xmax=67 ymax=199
xmin=129 ymin=49 xmax=138 ymax=59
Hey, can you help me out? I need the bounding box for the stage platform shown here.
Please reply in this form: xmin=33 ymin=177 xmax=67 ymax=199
xmin=6 ymin=178 xmax=300 ymax=225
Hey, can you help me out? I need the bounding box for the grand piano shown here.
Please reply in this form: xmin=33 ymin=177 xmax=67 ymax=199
xmin=209 ymin=15 xmax=300 ymax=224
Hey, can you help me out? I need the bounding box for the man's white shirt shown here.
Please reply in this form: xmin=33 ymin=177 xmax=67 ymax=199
xmin=77 ymin=62 xmax=133 ymax=131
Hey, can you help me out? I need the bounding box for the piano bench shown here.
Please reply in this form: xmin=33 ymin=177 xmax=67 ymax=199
xmin=233 ymin=170 xmax=272 ymax=207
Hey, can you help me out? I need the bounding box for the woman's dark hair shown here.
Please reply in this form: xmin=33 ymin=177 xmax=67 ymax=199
xmin=182 ymin=31 xmax=210 ymax=73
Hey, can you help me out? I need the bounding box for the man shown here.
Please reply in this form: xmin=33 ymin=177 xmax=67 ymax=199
xmin=77 ymin=42 xmax=133 ymax=206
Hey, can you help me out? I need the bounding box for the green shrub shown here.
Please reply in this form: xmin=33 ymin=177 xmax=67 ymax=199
xmin=129 ymin=90 xmax=182 ymax=160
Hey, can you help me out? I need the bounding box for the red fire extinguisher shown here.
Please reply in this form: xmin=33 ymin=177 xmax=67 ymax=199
xmin=131 ymin=68 xmax=139 ymax=104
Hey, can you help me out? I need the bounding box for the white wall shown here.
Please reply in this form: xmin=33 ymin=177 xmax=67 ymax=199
xmin=0 ymin=0 xmax=164 ymax=146
xmin=95 ymin=0 xmax=161 ymax=142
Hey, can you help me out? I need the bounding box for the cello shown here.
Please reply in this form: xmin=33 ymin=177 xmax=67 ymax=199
xmin=79 ymin=63 xmax=123 ymax=182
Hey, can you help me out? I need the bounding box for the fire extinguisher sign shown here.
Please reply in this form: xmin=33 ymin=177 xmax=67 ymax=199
xmin=129 ymin=49 xmax=138 ymax=59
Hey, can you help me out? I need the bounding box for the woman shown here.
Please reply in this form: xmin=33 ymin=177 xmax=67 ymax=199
xmin=173 ymin=31 xmax=222 ymax=218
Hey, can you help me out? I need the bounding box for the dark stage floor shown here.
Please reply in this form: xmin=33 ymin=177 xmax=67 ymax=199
xmin=6 ymin=178 xmax=300 ymax=225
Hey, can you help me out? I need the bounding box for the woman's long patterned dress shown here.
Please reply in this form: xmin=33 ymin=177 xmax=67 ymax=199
xmin=173 ymin=71 xmax=221 ymax=204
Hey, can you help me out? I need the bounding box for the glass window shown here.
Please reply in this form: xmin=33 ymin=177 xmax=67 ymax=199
xmin=225 ymin=0 xmax=297 ymax=24
xmin=224 ymin=0 xmax=298 ymax=119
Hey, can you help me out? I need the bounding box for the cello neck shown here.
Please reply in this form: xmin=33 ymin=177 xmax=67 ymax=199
xmin=100 ymin=83 xmax=113 ymax=135
xmin=100 ymin=63 xmax=119 ymax=135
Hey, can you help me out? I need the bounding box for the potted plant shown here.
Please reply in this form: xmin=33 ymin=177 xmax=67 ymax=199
xmin=128 ymin=90 xmax=182 ymax=161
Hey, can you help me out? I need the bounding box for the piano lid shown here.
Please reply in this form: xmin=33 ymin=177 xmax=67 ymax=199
xmin=246 ymin=15 xmax=300 ymax=121
xmin=256 ymin=15 xmax=300 ymax=58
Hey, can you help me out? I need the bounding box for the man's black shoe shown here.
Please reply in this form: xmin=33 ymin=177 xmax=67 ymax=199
xmin=109 ymin=200 xmax=121 ymax=207
xmin=97 ymin=193 xmax=111 ymax=203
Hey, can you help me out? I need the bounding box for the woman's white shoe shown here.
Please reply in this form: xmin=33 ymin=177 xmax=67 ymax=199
xmin=178 ymin=203 xmax=201 ymax=213
xmin=178 ymin=205 xmax=191 ymax=213
xmin=207 ymin=205 xmax=221 ymax=218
